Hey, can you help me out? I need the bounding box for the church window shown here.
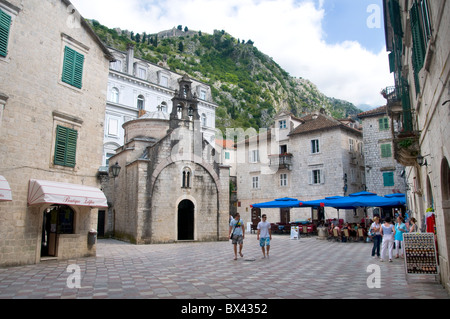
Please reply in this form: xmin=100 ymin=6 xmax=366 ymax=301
xmin=177 ymin=104 xmax=183 ymax=119
xmin=183 ymin=85 xmax=189 ymax=98
xmin=182 ymin=168 xmax=191 ymax=188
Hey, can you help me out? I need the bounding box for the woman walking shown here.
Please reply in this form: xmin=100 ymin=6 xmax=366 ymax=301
xmin=395 ymin=216 xmax=407 ymax=258
xmin=380 ymin=217 xmax=396 ymax=262
xmin=370 ymin=216 xmax=382 ymax=259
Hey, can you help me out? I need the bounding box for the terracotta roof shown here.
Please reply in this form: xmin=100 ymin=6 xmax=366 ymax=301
xmin=215 ymin=139 xmax=235 ymax=149
xmin=289 ymin=113 xmax=362 ymax=136
xmin=357 ymin=106 xmax=387 ymax=118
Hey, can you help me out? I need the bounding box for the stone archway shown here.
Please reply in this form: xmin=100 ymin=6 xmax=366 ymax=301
xmin=178 ymin=199 xmax=194 ymax=240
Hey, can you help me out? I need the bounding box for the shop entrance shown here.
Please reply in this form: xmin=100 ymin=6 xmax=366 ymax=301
xmin=178 ymin=200 xmax=194 ymax=240
xmin=41 ymin=205 xmax=74 ymax=257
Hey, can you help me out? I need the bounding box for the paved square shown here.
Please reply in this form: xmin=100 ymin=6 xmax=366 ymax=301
xmin=0 ymin=234 xmax=448 ymax=299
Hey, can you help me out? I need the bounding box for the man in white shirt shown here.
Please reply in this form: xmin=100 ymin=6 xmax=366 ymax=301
xmin=257 ymin=214 xmax=272 ymax=259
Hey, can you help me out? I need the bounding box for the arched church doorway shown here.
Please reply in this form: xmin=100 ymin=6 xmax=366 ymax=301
xmin=178 ymin=200 xmax=194 ymax=240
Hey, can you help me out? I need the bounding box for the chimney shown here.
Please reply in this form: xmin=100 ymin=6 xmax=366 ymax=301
xmin=126 ymin=43 xmax=135 ymax=76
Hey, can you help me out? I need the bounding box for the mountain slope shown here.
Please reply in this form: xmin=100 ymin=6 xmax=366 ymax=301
xmin=89 ymin=21 xmax=362 ymax=131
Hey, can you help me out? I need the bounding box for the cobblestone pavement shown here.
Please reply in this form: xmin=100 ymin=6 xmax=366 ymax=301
xmin=0 ymin=234 xmax=448 ymax=299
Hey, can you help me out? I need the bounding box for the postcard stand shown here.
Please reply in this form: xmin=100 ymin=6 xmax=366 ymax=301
xmin=403 ymin=233 xmax=439 ymax=283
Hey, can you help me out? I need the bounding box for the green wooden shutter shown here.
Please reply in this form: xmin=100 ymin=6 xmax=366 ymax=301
xmin=54 ymin=125 xmax=78 ymax=167
xmin=383 ymin=172 xmax=395 ymax=187
xmin=379 ymin=118 xmax=389 ymax=131
xmin=381 ymin=144 xmax=392 ymax=158
xmin=410 ymin=3 xmax=426 ymax=73
xmin=62 ymin=46 xmax=84 ymax=89
xmin=0 ymin=9 xmax=11 ymax=57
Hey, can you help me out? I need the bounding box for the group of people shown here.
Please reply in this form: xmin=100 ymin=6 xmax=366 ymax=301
xmin=229 ymin=212 xmax=419 ymax=262
xmin=229 ymin=213 xmax=272 ymax=260
xmin=328 ymin=222 xmax=364 ymax=241
xmin=370 ymin=215 xmax=418 ymax=262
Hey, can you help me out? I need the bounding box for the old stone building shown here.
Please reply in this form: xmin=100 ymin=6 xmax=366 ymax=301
xmin=358 ymin=105 xmax=407 ymax=219
xmin=0 ymin=0 xmax=113 ymax=266
xmin=107 ymin=75 xmax=230 ymax=244
xmin=236 ymin=110 xmax=365 ymax=226
xmin=358 ymin=107 xmax=406 ymax=193
xmin=383 ymin=0 xmax=450 ymax=291
xmin=102 ymin=44 xmax=217 ymax=170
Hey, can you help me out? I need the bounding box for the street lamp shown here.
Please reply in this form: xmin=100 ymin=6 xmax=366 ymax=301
xmin=417 ymin=155 xmax=428 ymax=167
xmin=110 ymin=162 xmax=121 ymax=237
xmin=111 ymin=162 xmax=121 ymax=178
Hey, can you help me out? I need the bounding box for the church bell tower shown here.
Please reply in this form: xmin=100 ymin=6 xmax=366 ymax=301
xmin=169 ymin=75 xmax=200 ymax=131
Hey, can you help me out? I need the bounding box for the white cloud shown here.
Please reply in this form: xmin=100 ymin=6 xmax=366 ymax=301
xmin=71 ymin=0 xmax=393 ymax=107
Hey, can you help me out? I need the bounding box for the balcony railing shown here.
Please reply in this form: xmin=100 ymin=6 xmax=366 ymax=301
xmin=381 ymin=86 xmax=401 ymax=105
xmin=269 ymin=153 xmax=293 ymax=170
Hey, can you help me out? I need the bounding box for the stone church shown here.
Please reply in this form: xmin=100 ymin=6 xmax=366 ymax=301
xmin=107 ymin=75 xmax=230 ymax=244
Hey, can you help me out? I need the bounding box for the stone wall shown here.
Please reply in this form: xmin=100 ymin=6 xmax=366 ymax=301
xmin=0 ymin=0 xmax=110 ymax=266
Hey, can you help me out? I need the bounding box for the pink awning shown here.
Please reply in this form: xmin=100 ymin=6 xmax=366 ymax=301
xmin=0 ymin=175 xmax=12 ymax=201
xmin=28 ymin=179 xmax=107 ymax=208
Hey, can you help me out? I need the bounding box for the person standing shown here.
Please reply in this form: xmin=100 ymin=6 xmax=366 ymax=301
xmin=229 ymin=213 xmax=245 ymax=260
xmin=409 ymin=217 xmax=418 ymax=232
xmin=380 ymin=217 xmax=396 ymax=262
xmin=370 ymin=216 xmax=382 ymax=259
xmin=257 ymin=214 xmax=272 ymax=259
xmin=395 ymin=216 xmax=407 ymax=258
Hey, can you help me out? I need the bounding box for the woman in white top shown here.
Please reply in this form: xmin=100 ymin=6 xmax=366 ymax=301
xmin=380 ymin=217 xmax=396 ymax=262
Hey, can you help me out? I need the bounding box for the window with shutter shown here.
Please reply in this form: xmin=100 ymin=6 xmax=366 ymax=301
xmin=379 ymin=118 xmax=389 ymax=131
xmin=62 ymin=46 xmax=84 ymax=89
xmin=383 ymin=172 xmax=395 ymax=187
xmin=54 ymin=125 xmax=78 ymax=167
xmin=0 ymin=9 xmax=11 ymax=57
xmin=410 ymin=3 xmax=426 ymax=84
xmin=381 ymin=144 xmax=392 ymax=158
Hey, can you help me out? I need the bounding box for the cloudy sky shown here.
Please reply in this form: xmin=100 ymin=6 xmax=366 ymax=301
xmin=70 ymin=0 xmax=393 ymax=109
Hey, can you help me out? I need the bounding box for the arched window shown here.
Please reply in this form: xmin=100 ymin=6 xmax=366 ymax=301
xmin=137 ymin=95 xmax=145 ymax=110
xmin=177 ymin=103 xmax=183 ymax=119
xmin=110 ymin=87 xmax=119 ymax=103
xmin=183 ymin=85 xmax=189 ymax=98
xmin=182 ymin=167 xmax=191 ymax=188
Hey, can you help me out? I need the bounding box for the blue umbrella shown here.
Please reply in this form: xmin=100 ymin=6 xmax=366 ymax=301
xmin=251 ymin=197 xmax=302 ymax=208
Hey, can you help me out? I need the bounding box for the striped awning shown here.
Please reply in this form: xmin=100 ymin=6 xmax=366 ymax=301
xmin=28 ymin=179 xmax=107 ymax=208
xmin=0 ymin=176 xmax=12 ymax=201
